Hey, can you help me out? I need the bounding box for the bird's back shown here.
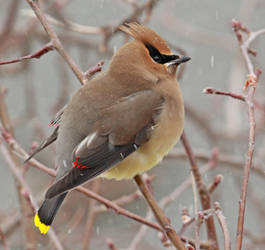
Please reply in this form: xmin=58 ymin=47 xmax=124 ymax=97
xmin=55 ymin=70 xmax=158 ymax=179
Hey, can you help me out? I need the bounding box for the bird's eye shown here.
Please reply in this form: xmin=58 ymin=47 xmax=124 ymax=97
xmin=153 ymin=55 xmax=161 ymax=62
xmin=145 ymin=43 xmax=178 ymax=64
xmin=145 ymin=44 xmax=162 ymax=63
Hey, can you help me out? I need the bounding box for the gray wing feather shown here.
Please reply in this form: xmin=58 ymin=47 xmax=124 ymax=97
xmin=45 ymin=90 xmax=164 ymax=199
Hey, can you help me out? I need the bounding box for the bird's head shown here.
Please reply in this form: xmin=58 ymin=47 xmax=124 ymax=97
xmin=109 ymin=23 xmax=190 ymax=79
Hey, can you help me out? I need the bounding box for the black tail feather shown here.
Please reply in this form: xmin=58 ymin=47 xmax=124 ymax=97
xmin=38 ymin=192 xmax=67 ymax=226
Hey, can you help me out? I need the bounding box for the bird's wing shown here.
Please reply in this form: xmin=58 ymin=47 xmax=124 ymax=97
xmin=48 ymin=106 xmax=65 ymax=126
xmin=24 ymin=126 xmax=59 ymax=163
xmin=24 ymin=106 xmax=65 ymax=163
xmin=45 ymin=90 xmax=164 ymax=199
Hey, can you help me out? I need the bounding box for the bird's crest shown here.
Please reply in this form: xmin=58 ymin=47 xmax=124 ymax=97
xmin=120 ymin=23 xmax=171 ymax=54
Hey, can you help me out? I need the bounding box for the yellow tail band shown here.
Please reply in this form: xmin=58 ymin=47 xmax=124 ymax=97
xmin=34 ymin=213 xmax=50 ymax=234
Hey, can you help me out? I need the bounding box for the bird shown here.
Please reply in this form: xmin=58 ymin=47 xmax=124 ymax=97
xmin=28 ymin=23 xmax=190 ymax=234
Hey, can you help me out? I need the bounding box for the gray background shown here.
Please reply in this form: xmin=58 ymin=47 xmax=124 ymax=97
xmin=0 ymin=0 xmax=265 ymax=249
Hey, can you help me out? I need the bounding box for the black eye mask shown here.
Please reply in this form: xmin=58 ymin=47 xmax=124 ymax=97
xmin=145 ymin=43 xmax=179 ymax=64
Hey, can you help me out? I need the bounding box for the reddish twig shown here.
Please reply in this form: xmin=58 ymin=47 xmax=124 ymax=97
xmin=129 ymin=156 xmax=217 ymax=249
xmin=0 ymin=43 xmax=54 ymax=65
xmin=203 ymin=88 xmax=246 ymax=102
xmin=84 ymin=60 xmax=104 ymax=80
xmin=231 ymin=20 xmax=264 ymax=250
xmin=179 ymin=208 xmax=194 ymax=236
xmin=0 ymin=88 xmax=37 ymax=249
xmin=21 ymin=9 xmax=106 ymax=35
xmin=24 ymin=0 xmax=156 ymax=84
xmin=71 ymin=183 xmax=164 ymax=233
xmin=25 ymin=0 xmax=85 ymax=84
xmin=214 ymin=202 xmax=231 ymax=250
xmin=195 ymin=212 xmax=204 ymax=250
xmin=23 ymin=0 xmax=158 ymax=52
xmin=181 ymin=237 xmax=214 ymax=250
xmin=94 ymin=191 xmax=140 ymax=213
xmin=82 ymin=179 xmax=101 ymax=250
xmin=181 ymin=131 xmax=219 ymax=249
xmin=106 ymin=238 xmax=118 ymax=250
xmin=0 ymin=86 xmax=64 ymax=249
xmin=0 ymin=143 xmax=64 ymax=250
xmin=167 ymin=149 xmax=265 ymax=179
xmin=134 ymin=175 xmax=186 ymax=250
xmin=208 ymin=175 xmax=223 ymax=194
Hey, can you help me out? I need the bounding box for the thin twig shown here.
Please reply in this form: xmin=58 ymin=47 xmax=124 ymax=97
xmin=203 ymin=88 xmax=246 ymax=102
xmin=166 ymin=149 xmax=265 ymax=179
xmin=94 ymin=191 xmax=140 ymax=213
xmin=0 ymin=42 xmax=54 ymax=65
xmin=181 ymin=131 xmax=219 ymax=249
xmin=84 ymin=60 xmax=104 ymax=80
xmin=231 ymin=20 xmax=263 ymax=250
xmin=179 ymin=208 xmax=194 ymax=236
xmin=21 ymin=9 xmax=106 ymax=35
xmin=0 ymin=88 xmax=64 ymax=250
xmin=195 ymin=212 xmax=204 ymax=250
xmin=0 ymin=144 xmax=64 ymax=250
xmin=214 ymin=202 xmax=231 ymax=250
xmin=129 ymin=156 xmax=217 ymax=249
xmin=208 ymin=175 xmax=223 ymax=194
xmin=25 ymin=0 xmax=85 ymax=84
xmin=190 ymin=170 xmax=201 ymax=249
xmin=0 ymin=88 xmax=37 ymax=250
xmin=82 ymin=179 xmax=101 ymax=250
xmin=134 ymin=175 xmax=186 ymax=250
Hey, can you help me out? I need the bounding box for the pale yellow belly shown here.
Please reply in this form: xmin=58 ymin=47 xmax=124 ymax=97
xmin=101 ymin=106 xmax=184 ymax=180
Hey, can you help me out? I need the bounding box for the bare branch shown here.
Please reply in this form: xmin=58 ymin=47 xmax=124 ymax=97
xmin=181 ymin=132 xmax=219 ymax=249
xmin=167 ymin=149 xmax=265 ymax=179
xmin=25 ymin=0 xmax=85 ymax=84
xmin=0 ymin=144 xmax=64 ymax=250
xmin=231 ymin=19 xmax=264 ymax=250
xmin=82 ymin=179 xmax=101 ymax=249
xmin=203 ymin=88 xmax=246 ymax=102
xmin=208 ymin=175 xmax=223 ymax=194
xmin=134 ymin=175 xmax=186 ymax=250
xmin=84 ymin=60 xmax=104 ymax=80
xmin=0 ymin=43 xmax=54 ymax=65
xmin=214 ymin=202 xmax=231 ymax=250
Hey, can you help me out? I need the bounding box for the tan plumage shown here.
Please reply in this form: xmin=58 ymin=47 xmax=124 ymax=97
xmin=29 ymin=23 xmax=190 ymax=234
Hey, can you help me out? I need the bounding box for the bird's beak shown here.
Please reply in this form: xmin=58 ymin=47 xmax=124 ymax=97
xmin=169 ymin=56 xmax=191 ymax=66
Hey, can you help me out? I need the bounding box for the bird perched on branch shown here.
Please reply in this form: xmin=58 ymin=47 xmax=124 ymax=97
xmin=27 ymin=23 xmax=190 ymax=234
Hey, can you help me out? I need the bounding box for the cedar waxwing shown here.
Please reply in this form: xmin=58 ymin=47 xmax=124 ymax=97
xmin=28 ymin=23 xmax=190 ymax=234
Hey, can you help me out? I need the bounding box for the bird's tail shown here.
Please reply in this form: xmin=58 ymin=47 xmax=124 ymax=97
xmin=34 ymin=192 xmax=67 ymax=234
